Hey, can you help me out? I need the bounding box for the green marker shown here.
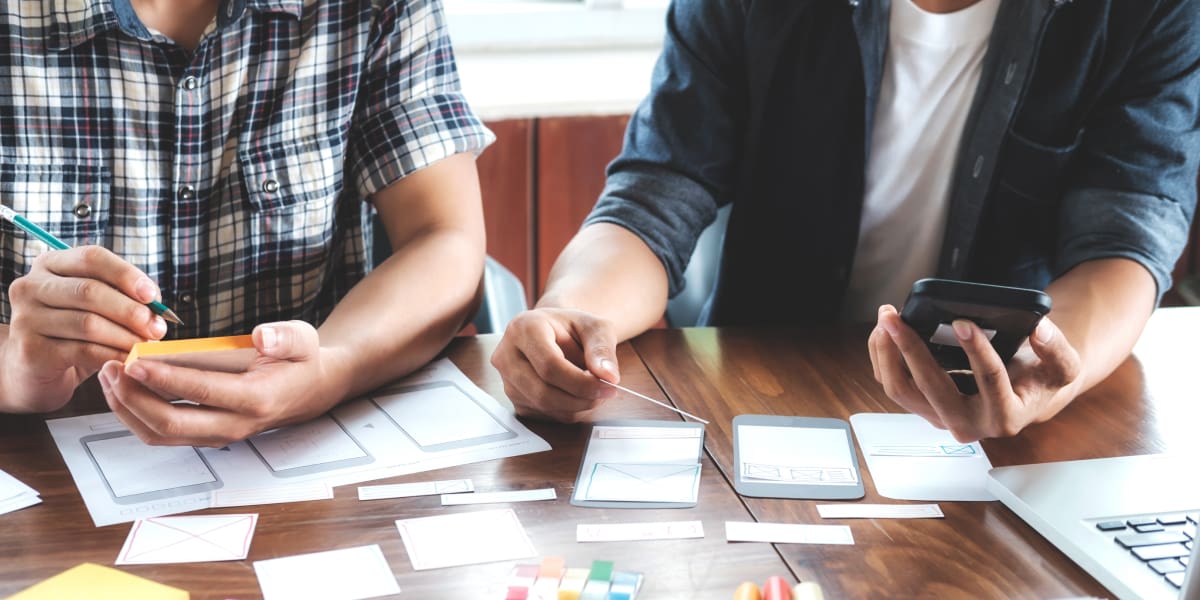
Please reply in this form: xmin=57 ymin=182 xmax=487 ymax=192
xmin=0 ymin=205 xmax=183 ymax=325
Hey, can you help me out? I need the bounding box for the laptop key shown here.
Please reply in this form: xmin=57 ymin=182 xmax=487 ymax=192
xmin=1148 ymin=558 xmax=1188 ymax=574
xmin=1132 ymin=543 xmax=1191 ymax=561
xmin=1116 ymin=532 xmax=1191 ymax=548
xmin=1133 ymin=523 xmax=1165 ymax=533
xmin=1096 ymin=520 xmax=1127 ymax=531
xmin=1158 ymin=515 xmax=1189 ymax=526
xmin=1166 ymin=572 xmax=1185 ymax=588
xmin=1182 ymin=556 xmax=1191 ymax=567
xmin=1128 ymin=518 xmax=1158 ymax=528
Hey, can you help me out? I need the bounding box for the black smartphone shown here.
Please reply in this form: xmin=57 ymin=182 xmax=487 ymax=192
xmin=900 ymin=278 xmax=1052 ymax=392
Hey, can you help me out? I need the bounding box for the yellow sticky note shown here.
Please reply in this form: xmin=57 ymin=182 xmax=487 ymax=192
xmin=126 ymin=335 xmax=256 ymax=373
xmin=6 ymin=563 xmax=188 ymax=600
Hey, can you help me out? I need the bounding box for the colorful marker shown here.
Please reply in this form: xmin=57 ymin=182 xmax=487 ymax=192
xmin=763 ymin=576 xmax=793 ymax=600
xmin=734 ymin=581 xmax=762 ymax=600
xmin=793 ymin=581 xmax=825 ymax=600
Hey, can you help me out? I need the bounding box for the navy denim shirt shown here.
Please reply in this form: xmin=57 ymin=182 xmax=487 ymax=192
xmin=586 ymin=0 xmax=1200 ymax=325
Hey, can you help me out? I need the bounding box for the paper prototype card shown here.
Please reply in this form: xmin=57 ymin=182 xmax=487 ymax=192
xmin=395 ymin=508 xmax=538 ymax=570
xmin=570 ymin=420 xmax=705 ymax=508
xmin=116 ymin=514 xmax=258 ymax=565
xmin=732 ymin=415 xmax=864 ymax=500
xmin=253 ymin=544 xmax=400 ymax=600
xmin=849 ymin=413 xmax=994 ymax=501
xmin=126 ymin=335 xmax=256 ymax=373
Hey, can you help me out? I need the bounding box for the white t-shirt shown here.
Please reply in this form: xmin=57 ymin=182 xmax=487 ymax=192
xmin=841 ymin=0 xmax=1001 ymax=322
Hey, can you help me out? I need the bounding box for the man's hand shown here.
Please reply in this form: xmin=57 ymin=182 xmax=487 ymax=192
xmin=491 ymin=308 xmax=620 ymax=423
xmin=97 ymin=320 xmax=343 ymax=447
xmin=869 ymin=304 xmax=1083 ymax=442
xmin=1 ymin=246 xmax=167 ymax=412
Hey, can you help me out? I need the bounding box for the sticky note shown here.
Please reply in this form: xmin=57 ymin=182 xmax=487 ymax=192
xmin=607 ymin=571 xmax=643 ymax=600
xmin=587 ymin=560 xmax=614 ymax=582
xmin=126 ymin=335 xmax=256 ymax=373
xmin=557 ymin=568 xmax=589 ymax=600
xmin=7 ymin=563 xmax=188 ymax=600
xmin=578 ymin=580 xmax=610 ymax=600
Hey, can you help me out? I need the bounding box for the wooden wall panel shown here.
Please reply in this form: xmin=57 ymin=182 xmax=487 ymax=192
xmin=535 ymin=115 xmax=630 ymax=296
xmin=478 ymin=119 xmax=535 ymax=304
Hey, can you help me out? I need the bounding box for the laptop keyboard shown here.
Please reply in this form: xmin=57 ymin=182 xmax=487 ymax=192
xmin=1094 ymin=511 xmax=1197 ymax=590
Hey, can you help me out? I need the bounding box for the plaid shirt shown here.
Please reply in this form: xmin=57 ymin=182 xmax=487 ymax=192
xmin=0 ymin=0 xmax=492 ymax=338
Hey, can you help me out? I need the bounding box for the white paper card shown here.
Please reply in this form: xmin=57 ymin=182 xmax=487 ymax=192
xmin=725 ymin=521 xmax=854 ymax=545
xmin=358 ymin=479 xmax=474 ymax=500
xmin=210 ymin=483 xmax=333 ymax=507
xmin=116 ymin=514 xmax=258 ymax=565
xmin=254 ymin=544 xmax=400 ymax=600
xmin=395 ymin=508 xmax=537 ymax=570
xmin=816 ymin=503 xmax=944 ymax=519
xmin=576 ymin=520 xmax=705 ymax=542
xmin=0 ymin=468 xmax=40 ymax=515
xmin=849 ymin=413 xmax=994 ymax=501
xmin=439 ymin=488 xmax=556 ymax=506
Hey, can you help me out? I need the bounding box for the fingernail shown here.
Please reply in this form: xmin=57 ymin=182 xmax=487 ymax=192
xmin=600 ymin=359 xmax=616 ymax=377
xmin=952 ymin=320 xmax=974 ymax=341
xmin=135 ymin=278 xmax=159 ymax=303
xmin=881 ymin=316 xmax=899 ymax=337
xmin=97 ymin=369 xmax=112 ymax=392
xmin=261 ymin=326 xmax=277 ymax=350
xmin=150 ymin=316 xmax=167 ymax=337
xmin=125 ymin=363 xmax=146 ymax=380
xmin=1035 ymin=318 xmax=1055 ymax=344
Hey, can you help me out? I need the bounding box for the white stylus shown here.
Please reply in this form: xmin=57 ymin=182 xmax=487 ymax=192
xmin=597 ymin=379 xmax=710 ymax=425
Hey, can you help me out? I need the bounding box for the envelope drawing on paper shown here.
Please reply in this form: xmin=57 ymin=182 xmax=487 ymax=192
xmin=868 ymin=444 xmax=979 ymax=457
xmin=583 ymin=462 xmax=701 ymax=503
xmin=116 ymin=514 xmax=258 ymax=565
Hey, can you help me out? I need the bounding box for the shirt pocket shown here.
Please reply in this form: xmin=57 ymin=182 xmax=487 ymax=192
xmin=972 ymin=129 xmax=1083 ymax=286
xmin=238 ymin=136 xmax=345 ymax=246
xmin=0 ymin=162 xmax=112 ymax=319
xmin=0 ymin=162 xmax=112 ymax=259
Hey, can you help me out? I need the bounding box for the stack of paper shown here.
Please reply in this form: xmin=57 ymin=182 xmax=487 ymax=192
xmin=0 ymin=468 xmax=41 ymax=515
xmin=46 ymin=358 xmax=553 ymax=526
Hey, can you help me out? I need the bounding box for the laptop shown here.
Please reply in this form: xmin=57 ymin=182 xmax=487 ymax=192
xmin=988 ymin=454 xmax=1199 ymax=600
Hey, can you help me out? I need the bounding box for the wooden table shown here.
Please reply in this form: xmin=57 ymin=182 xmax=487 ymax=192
xmin=630 ymin=306 xmax=1200 ymax=599
xmin=0 ymin=339 xmax=789 ymax=599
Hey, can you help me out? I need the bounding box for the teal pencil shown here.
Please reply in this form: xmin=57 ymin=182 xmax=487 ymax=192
xmin=0 ymin=205 xmax=183 ymax=325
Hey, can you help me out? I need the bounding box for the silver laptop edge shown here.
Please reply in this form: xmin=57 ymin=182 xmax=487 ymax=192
xmin=988 ymin=454 xmax=1198 ymax=600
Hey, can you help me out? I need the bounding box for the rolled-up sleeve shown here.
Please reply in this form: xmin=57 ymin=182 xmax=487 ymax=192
xmin=1056 ymin=0 xmax=1200 ymax=300
xmin=583 ymin=0 xmax=747 ymax=297
xmin=348 ymin=0 xmax=494 ymax=198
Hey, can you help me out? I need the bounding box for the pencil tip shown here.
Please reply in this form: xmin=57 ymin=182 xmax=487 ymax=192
xmin=162 ymin=310 xmax=184 ymax=326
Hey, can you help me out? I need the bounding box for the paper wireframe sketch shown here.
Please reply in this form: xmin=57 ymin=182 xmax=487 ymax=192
xmin=571 ymin=421 xmax=705 ymax=507
xmin=583 ymin=463 xmax=701 ymax=503
xmin=395 ymin=508 xmax=538 ymax=570
xmin=867 ymin=444 xmax=978 ymax=457
xmin=736 ymin=424 xmax=859 ymax=486
xmin=116 ymin=514 xmax=258 ymax=565
xmin=253 ymin=544 xmax=400 ymax=600
xmin=849 ymin=413 xmax=994 ymax=501
xmin=46 ymin=358 xmax=551 ymax=526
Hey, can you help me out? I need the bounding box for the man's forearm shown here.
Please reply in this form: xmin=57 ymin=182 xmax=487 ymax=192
xmin=317 ymin=228 xmax=484 ymax=401
xmin=1045 ymin=257 xmax=1157 ymax=393
xmin=537 ymin=223 xmax=670 ymax=342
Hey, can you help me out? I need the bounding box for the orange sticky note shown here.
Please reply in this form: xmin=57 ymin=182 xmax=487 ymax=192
xmin=7 ymin=563 xmax=188 ymax=600
xmin=126 ymin=335 xmax=256 ymax=373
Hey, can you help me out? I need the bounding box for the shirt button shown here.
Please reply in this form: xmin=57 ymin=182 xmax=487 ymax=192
xmin=262 ymin=179 xmax=280 ymax=193
xmin=972 ymin=156 xmax=984 ymax=179
xmin=181 ymin=76 xmax=198 ymax=90
xmin=178 ymin=185 xmax=196 ymax=200
xmin=73 ymin=203 xmax=92 ymax=218
xmin=178 ymin=293 xmax=195 ymax=305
